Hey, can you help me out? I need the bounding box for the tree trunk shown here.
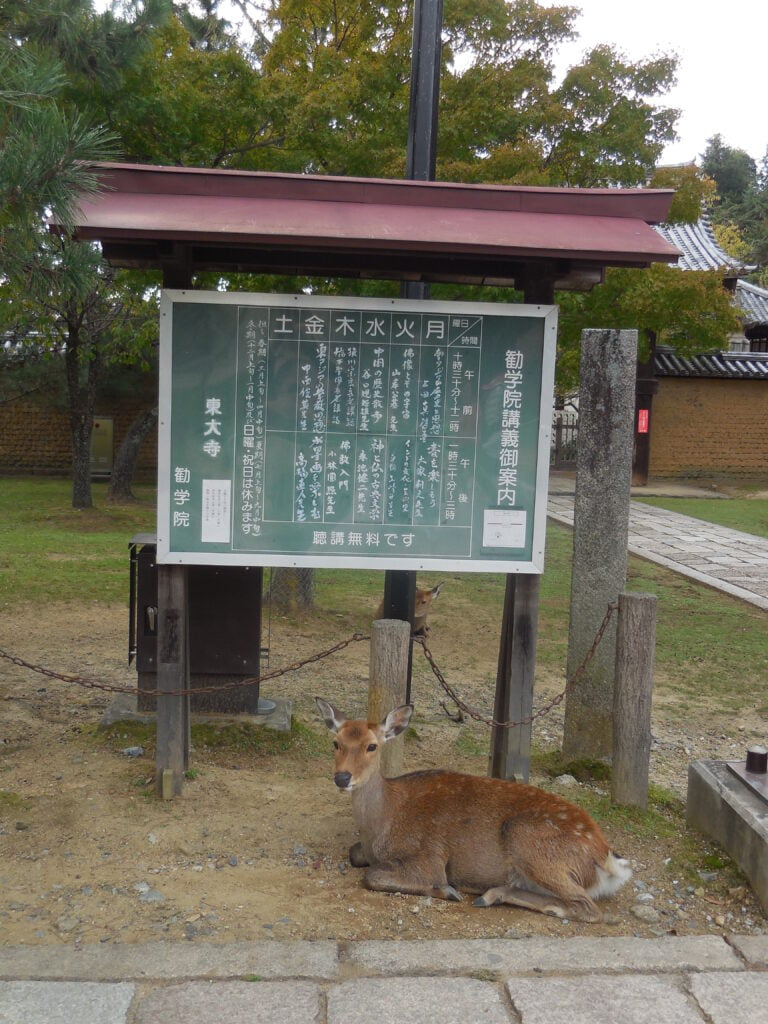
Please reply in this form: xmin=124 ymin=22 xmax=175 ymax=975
xmin=64 ymin=318 xmax=101 ymax=510
xmin=268 ymin=567 xmax=315 ymax=611
xmin=108 ymin=405 xmax=158 ymax=502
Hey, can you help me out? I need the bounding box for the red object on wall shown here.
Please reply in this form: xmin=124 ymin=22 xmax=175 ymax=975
xmin=637 ymin=408 xmax=649 ymax=434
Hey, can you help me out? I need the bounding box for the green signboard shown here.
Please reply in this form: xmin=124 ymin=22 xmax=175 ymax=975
xmin=158 ymin=291 xmax=557 ymax=572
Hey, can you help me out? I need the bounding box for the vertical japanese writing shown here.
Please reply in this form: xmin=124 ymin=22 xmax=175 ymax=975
xmin=426 ymin=440 xmax=441 ymax=513
xmin=371 ymin=347 xmax=386 ymax=428
xmin=240 ymin=317 xmax=267 ymax=536
xmin=203 ymin=397 xmax=222 ymax=457
xmin=430 ymin=347 xmax=444 ymax=436
xmin=448 ymin=351 xmax=463 ymax=435
xmin=417 ymin=345 xmax=445 ymax=441
xmin=313 ymin=344 xmax=327 ymax=434
xmin=359 ymin=365 xmax=372 ymax=432
xmin=193 ymin=297 xmax=544 ymax=562
xmin=400 ymin=437 xmax=413 ymax=517
xmin=370 ymin=437 xmax=384 ymax=521
xmin=444 ymin=443 xmax=459 ymax=521
xmin=295 ymin=450 xmax=308 ymax=522
xmin=308 ymin=434 xmax=324 ymax=521
xmin=498 ymin=350 xmax=524 ymax=506
xmin=355 ymin=447 xmax=369 ymax=517
xmin=298 ymin=342 xmax=328 ymax=433
xmin=330 ymin=345 xmax=359 ymax=429
xmin=388 ymin=345 xmax=417 ymax=434
xmin=172 ymin=465 xmax=191 ymax=527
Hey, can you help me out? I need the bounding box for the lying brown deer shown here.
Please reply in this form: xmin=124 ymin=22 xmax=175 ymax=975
xmin=316 ymin=698 xmax=631 ymax=921
xmin=375 ymin=582 xmax=443 ymax=636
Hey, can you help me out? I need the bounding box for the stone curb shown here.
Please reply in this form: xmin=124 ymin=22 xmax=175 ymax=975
xmin=0 ymin=940 xmax=340 ymax=982
xmin=0 ymin=935 xmax=757 ymax=982
xmin=342 ymin=935 xmax=745 ymax=976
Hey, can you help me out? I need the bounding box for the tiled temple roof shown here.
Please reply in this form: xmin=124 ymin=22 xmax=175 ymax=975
xmin=654 ymin=216 xmax=755 ymax=274
xmin=654 ymin=217 xmax=767 ymax=327
xmin=735 ymin=278 xmax=768 ymax=327
xmin=655 ymin=347 xmax=768 ymax=379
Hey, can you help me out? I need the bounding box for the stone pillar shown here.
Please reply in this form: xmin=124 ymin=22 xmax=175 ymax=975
xmin=562 ymin=329 xmax=637 ymax=761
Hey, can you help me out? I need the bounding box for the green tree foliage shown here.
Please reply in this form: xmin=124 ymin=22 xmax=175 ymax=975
xmin=105 ymin=17 xmax=274 ymax=167
xmin=250 ymin=0 xmax=679 ymax=184
xmin=0 ymin=0 xmax=168 ymax=508
xmin=701 ymin=134 xmax=757 ymax=204
xmin=1 ymin=0 xmax=744 ymax=491
xmin=701 ymin=134 xmax=768 ymax=274
xmin=648 ymin=163 xmax=716 ymax=225
xmin=0 ymin=2 xmax=119 ymax=289
xmin=556 ymin=263 xmax=741 ymax=392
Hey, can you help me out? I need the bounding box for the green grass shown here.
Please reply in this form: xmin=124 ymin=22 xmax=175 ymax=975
xmin=94 ymin=716 xmax=328 ymax=763
xmin=635 ymin=496 xmax=768 ymax=539
xmin=0 ymin=477 xmax=156 ymax=606
xmin=1 ymin=476 xmax=767 ymax=719
xmin=0 ymin=790 xmax=32 ymax=813
xmin=541 ymin=522 xmax=768 ymax=711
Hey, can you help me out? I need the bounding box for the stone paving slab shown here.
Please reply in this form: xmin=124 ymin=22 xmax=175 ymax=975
xmin=728 ymin=934 xmax=768 ymax=966
xmin=547 ymin=495 xmax=768 ymax=611
xmin=0 ymin=939 xmax=340 ymax=981
xmin=327 ymin=977 xmax=511 ymax=1024
xmin=133 ymin=980 xmax=321 ymax=1024
xmin=1 ymin=939 xmax=767 ymax=1024
xmin=507 ymin=975 xmax=702 ymax=1024
xmin=0 ymin=980 xmax=135 ymax=1024
xmin=689 ymin=971 xmax=768 ymax=1024
xmin=345 ymin=936 xmax=743 ymax=976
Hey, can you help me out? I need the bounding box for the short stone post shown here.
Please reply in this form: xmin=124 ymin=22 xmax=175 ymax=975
xmin=562 ymin=328 xmax=637 ymax=761
xmin=369 ymin=618 xmax=411 ymax=777
xmin=612 ymin=592 xmax=657 ymax=808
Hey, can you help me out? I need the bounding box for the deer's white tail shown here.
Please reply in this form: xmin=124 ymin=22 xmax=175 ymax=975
xmin=589 ymin=851 xmax=633 ymax=899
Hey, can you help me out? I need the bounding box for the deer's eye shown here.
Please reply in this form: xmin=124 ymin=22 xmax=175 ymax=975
xmin=366 ymin=743 xmax=378 ymax=753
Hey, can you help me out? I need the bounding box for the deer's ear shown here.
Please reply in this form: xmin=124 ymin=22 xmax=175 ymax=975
xmin=432 ymin=582 xmax=444 ymax=599
xmin=315 ymin=697 xmax=345 ymax=734
xmin=381 ymin=704 xmax=413 ymax=741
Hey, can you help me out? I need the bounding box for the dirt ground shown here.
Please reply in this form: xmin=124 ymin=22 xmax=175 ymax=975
xmin=1 ymin=595 xmax=766 ymax=948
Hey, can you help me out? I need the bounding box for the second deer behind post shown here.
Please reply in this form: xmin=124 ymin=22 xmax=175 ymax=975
xmin=375 ymin=582 xmax=443 ymax=636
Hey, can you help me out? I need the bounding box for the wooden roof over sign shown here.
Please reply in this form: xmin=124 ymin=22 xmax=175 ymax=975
xmin=63 ymin=162 xmax=680 ymax=291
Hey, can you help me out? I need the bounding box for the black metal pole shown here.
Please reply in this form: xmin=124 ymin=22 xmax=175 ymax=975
xmin=405 ymin=0 xmax=443 ymax=183
xmin=382 ymin=0 xmax=444 ymax=701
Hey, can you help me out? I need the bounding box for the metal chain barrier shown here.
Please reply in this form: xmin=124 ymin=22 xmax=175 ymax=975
xmin=0 ymin=604 xmax=616 ymax=731
xmin=414 ymin=601 xmax=617 ymax=730
xmin=0 ymin=634 xmax=371 ymax=699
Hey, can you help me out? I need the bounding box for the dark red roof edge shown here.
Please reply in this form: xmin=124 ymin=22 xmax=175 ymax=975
xmin=85 ymin=162 xmax=675 ymax=224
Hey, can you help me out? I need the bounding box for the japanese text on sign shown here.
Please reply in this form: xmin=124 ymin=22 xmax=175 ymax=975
xmin=158 ymin=292 xmax=557 ymax=572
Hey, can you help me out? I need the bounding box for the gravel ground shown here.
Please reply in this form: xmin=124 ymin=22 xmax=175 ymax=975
xmin=1 ymin=598 xmax=766 ymax=946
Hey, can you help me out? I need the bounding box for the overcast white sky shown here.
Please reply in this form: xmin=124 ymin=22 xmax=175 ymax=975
xmin=558 ymin=0 xmax=766 ymax=166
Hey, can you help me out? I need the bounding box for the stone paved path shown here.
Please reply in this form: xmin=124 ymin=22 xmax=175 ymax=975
xmin=1 ymin=935 xmax=767 ymax=1024
xmin=547 ymin=491 xmax=768 ymax=611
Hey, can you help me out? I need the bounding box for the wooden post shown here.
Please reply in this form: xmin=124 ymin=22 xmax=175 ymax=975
xmin=489 ymin=575 xmax=540 ymax=781
xmin=487 ymin=272 xmax=553 ymax=782
xmin=156 ymin=564 xmax=190 ymax=798
xmin=381 ymin=570 xmax=416 ymax=702
xmin=369 ymin=618 xmax=411 ymax=778
xmin=612 ymin=591 xmax=657 ymax=808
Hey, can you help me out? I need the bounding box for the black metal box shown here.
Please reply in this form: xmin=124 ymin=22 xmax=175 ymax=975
xmin=129 ymin=535 xmax=262 ymax=713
